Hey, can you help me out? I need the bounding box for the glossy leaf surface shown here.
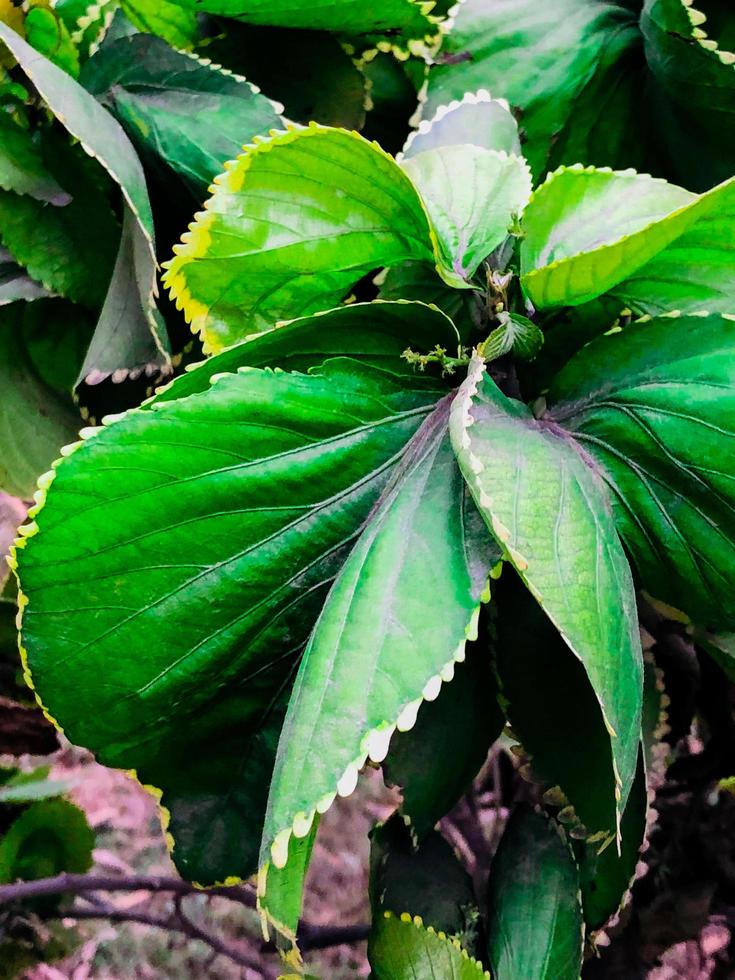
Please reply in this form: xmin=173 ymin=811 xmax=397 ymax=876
xmin=402 ymin=90 xmax=521 ymax=159
xmin=548 ymin=312 xmax=735 ymax=629
xmin=369 ymin=912 xmax=490 ymax=980
xmin=17 ymin=357 xmax=442 ymax=883
xmin=451 ymin=355 xmax=643 ymax=819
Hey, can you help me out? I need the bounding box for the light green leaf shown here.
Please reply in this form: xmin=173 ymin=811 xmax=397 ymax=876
xmin=0 ymin=305 xmax=81 ymax=499
xmin=17 ymin=344 xmax=444 ymax=884
xmin=451 ymin=354 xmax=643 ymax=821
xmin=0 ymin=769 xmax=72 ymax=804
xmin=382 ymin=620 xmax=505 ymax=838
xmin=24 ymin=7 xmax=80 ymax=77
xmin=82 ymin=33 xmax=282 ymax=197
xmin=259 ymin=398 xmax=495 ymax=940
xmin=119 ymin=0 xmax=199 ymax=49
xmin=258 ymin=816 xmax=319 ymax=950
xmin=163 ymin=0 xmax=437 ymax=38
xmin=0 ymin=113 xmax=70 ymax=205
xmin=520 ymin=165 xmax=735 ymax=312
xmin=423 ymin=0 xmax=644 ymax=177
xmin=401 ymin=146 xmax=531 ymax=286
xmin=163 ymin=125 xmax=434 ymax=353
xmin=547 ymin=312 xmax=735 ymax=630
xmin=369 ymin=911 xmax=490 ymax=980
xmin=0 ymin=799 xmax=93 ymax=883
xmin=486 ymin=808 xmax=583 ymax=980
xmin=402 ymin=90 xmax=521 ymax=159
xmin=0 ymin=21 xmax=171 ymax=377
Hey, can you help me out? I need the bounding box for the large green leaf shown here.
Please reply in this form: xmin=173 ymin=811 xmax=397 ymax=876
xmin=547 ymin=312 xmax=735 ymax=629
xmin=118 ymin=0 xmax=199 ymax=49
xmin=24 ymin=6 xmax=80 ymax=77
xmin=82 ymin=34 xmax=282 ymax=197
xmin=0 ymin=305 xmax=81 ymax=499
xmin=163 ymin=125 xmax=434 ymax=353
xmin=0 ymin=113 xmax=70 ymax=205
xmin=486 ymin=808 xmax=583 ymax=980
xmin=0 ymin=21 xmax=171 ymax=378
xmin=369 ymin=912 xmax=490 ymax=980
xmin=0 ymin=135 xmax=118 ymax=309
xmin=451 ymin=354 xmax=643 ymax=822
xmin=401 ymin=146 xmax=531 ymax=285
xmin=16 ymin=343 xmax=444 ymax=883
xmin=260 ymin=397 xmax=495 ymax=909
xmin=382 ymin=615 xmax=505 ymax=838
xmin=641 ymin=0 xmax=735 ymax=190
xmin=423 ymin=0 xmax=645 ymax=177
xmin=520 ymin=166 xmax=735 ymax=312
xmin=152 ymin=300 xmax=461 ymax=404
xmin=163 ymin=0 xmax=437 ymax=37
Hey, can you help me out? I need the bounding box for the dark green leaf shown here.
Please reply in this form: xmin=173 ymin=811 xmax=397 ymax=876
xmin=0 ymin=113 xmax=70 ymax=205
xmin=548 ymin=312 xmax=735 ymax=629
xmin=0 ymin=799 xmax=93 ymax=883
xmin=82 ymin=33 xmax=282 ymax=197
xmin=0 ymin=248 xmax=51 ymax=306
xmin=486 ymin=808 xmax=583 ymax=980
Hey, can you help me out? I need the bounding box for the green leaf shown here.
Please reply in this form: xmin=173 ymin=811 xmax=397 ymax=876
xmin=0 ymin=769 xmax=72 ymax=804
xmin=547 ymin=312 xmax=735 ymax=630
xmin=451 ymin=354 xmax=643 ymax=823
xmin=0 ymin=134 xmax=119 ymax=309
xmin=378 ymin=262 xmax=481 ymax=343
xmin=694 ymin=630 xmax=735 ymax=683
xmin=16 ymin=352 xmax=443 ymax=884
xmin=0 ymin=113 xmax=70 ymax=205
xmin=370 ymin=816 xmax=478 ymax=940
xmin=24 ymin=7 xmax=80 ymax=78
xmin=641 ymin=0 xmax=735 ymax=191
xmin=423 ymin=0 xmax=644 ymax=177
xmin=152 ymin=300 xmax=461 ymax=405
xmin=119 ymin=0 xmax=199 ymax=49
xmin=382 ymin=617 xmax=505 ymax=838
xmin=0 ymin=21 xmax=171 ymax=377
xmin=201 ymin=25 xmax=366 ymax=130
xmin=361 ymin=52 xmax=419 ymax=157
xmin=260 ymin=397 xmax=494 ymax=910
xmin=0 ymin=799 xmax=93 ymax=883
xmin=258 ymin=815 xmax=319 ymax=949
xmin=82 ymin=33 xmax=282 ymax=197
xmin=0 ymin=248 xmax=51 ymax=306
xmin=402 ymin=90 xmax=521 ymax=159
xmin=486 ymin=808 xmax=583 ymax=980
xmin=400 ymin=146 xmax=531 ymax=286
xmin=162 ymin=0 xmax=437 ymax=38
xmin=481 ymin=312 xmax=543 ymax=363
xmin=164 ymin=125 xmax=435 ymax=353
xmin=0 ymin=305 xmax=81 ymax=498
xmin=369 ymin=911 xmax=490 ymax=980
xmin=520 ymin=166 xmax=735 ymax=313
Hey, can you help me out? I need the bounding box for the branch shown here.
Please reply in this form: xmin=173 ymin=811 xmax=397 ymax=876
xmin=0 ymin=872 xmax=255 ymax=907
xmin=298 ymin=921 xmax=370 ymax=951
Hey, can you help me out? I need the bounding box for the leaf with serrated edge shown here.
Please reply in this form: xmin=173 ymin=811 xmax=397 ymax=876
xmin=81 ymin=33 xmax=282 ymax=197
xmin=451 ymin=353 xmax=643 ymax=828
xmin=259 ymin=396 xmax=496 ymax=946
xmin=548 ymin=312 xmax=735 ymax=630
xmin=369 ymin=911 xmax=490 ymax=980
xmin=422 ymin=0 xmax=644 ymax=178
xmin=0 ymin=249 xmax=51 ymax=306
xmin=401 ymin=147 xmax=531 ymax=286
xmin=487 ymin=808 xmax=583 ymax=980
xmin=0 ymin=22 xmax=170 ymax=380
xmin=15 ymin=349 xmax=445 ymax=885
xmin=401 ymin=90 xmax=521 ymax=160
xmin=521 ymin=165 xmax=735 ymax=311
